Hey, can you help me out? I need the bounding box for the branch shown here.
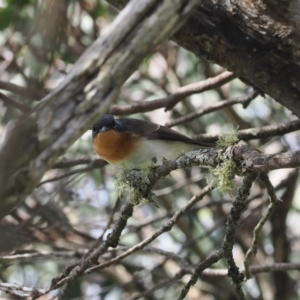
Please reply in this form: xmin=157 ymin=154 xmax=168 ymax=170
xmin=37 ymin=166 xmax=95 ymax=186
xmin=194 ymin=119 xmax=300 ymax=143
xmin=233 ymin=141 xmax=300 ymax=171
xmin=0 ymin=92 xmax=30 ymax=113
xmin=2 ymin=262 xmax=299 ymax=298
xmin=80 ymin=142 xmax=299 ymax=207
xmin=130 ymin=278 xmax=176 ymax=300
xmin=109 ymin=71 xmax=235 ymax=115
xmin=52 ymin=156 xmax=107 ymax=169
xmin=51 ymin=199 xmax=135 ymax=299
xmin=186 ymin=263 xmax=300 ymax=277
xmin=244 ymin=173 xmax=281 ymax=278
xmin=221 ymin=172 xmax=258 ymax=300
xmin=0 ymin=80 xmax=45 ymax=100
xmin=120 ymin=146 xmax=236 ymax=205
xmin=165 ymin=72 xmax=236 ymax=111
xmin=166 ymin=90 xmax=258 ymax=127
xmin=178 ymin=249 xmax=224 ymax=300
xmin=0 ymin=283 xmax=46 ymax=298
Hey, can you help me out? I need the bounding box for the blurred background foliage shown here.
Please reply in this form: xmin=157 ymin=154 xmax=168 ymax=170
xmin=0 ymin=0 xmax=299 ymax=299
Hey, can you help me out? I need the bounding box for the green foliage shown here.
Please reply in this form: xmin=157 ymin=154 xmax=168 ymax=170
xmin=0 ymin=7 xmax=14 ymax=30
xmin=217 ymin=129 xmax=239 ymax=147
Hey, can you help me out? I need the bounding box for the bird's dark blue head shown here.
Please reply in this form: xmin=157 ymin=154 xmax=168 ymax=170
xmin=92 ymin=114 xmax=120 ymax=139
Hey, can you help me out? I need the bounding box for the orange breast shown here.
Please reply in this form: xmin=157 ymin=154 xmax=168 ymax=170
xmin=94 ymin=130 xmax=140 ymax=165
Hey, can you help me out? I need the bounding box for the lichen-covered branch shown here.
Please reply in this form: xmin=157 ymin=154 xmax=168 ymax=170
xmin=178 ymin=249 xmax=224 ymax=300
xmin=48 ymin=200 xmax=134 ymax=299
xmin=120 ymin=147 xmax=228 ymax=203
xmin=222 ymin=172 xmax=258 ymax=300
xmin=244 ymin=173 xmax=282 ymax=278
xmin=233 ymin=141 xmax=300 ymax=171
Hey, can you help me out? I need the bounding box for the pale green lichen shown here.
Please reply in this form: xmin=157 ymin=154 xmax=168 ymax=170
xmin=115 ymin=172 xmax=129 ymax=197
xmin=206 ymin=129 xmax=239 ymax=194
xmin=217 ymin=129 xmax=239 ymax=147
xmin=206 ymin=159 xmax=237 ymax=195
xmin=115 ymin=163 xmax=157 ymax=206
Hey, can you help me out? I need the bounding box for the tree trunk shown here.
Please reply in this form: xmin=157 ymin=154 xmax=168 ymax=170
xmin=109 ymin=0 xmax=300 ymax=118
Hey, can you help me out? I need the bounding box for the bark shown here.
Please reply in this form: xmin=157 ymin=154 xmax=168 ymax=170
xmin=108 ymin=0 xmax=300 ymax=118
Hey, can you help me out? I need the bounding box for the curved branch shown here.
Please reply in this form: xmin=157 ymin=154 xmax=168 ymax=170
xmin=166 ymin=91 xmax=258 ymax=127
xmin=0 ymin=92 xmax=30 ymax=113
xmin=37 ymin=166 xmax=95 ymax=186
xmin=109 ymin=71 xmax=235 ymax=115
xmin=194 ymin=119 xmax=300 ymax=143
xmin=233 ymin=141 xmax=300 ymax=172
xmin=164 ymin=71 xmax=235 ymax=111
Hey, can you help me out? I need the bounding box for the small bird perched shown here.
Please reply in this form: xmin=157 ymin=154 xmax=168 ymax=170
xmin=92 ymin=114 xmax=210 ymax=168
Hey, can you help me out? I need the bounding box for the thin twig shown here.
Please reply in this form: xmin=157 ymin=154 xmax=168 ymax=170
xmin=244 ymin=173 xmax=281 ymax=278
xmin=2 ymin=262 xmax=300 ymax=298
xmin=0 ymin=92 xmax=30 ymax=113
xmin=110 ymin=71 xmax=235 ymax=115
xmin=53 ymin=200 xmax=134 ymax=299
xmin=37 ymin=166 xmax=96 ymax=186
xmin=0 ymin=283 xmax=46 ymax=298
xmin=248 ymin=263 xmax=300 ymax=273
xmin=178 ymin=249 xmax=224 ymax=300
xmin=0 ymin=249 xmax=88 ymax=261
xmin=0 ymin=80 xmax=45 ymax=100
xmin=166 ymin=91 xmax=258 ymax=127
xmin=52 ymin=156 xmax=107 ymax=169
xmin=130 ymin=278 xmax=176 ymax=300
xmin=194 ymin=119 xmax=300 ymax=143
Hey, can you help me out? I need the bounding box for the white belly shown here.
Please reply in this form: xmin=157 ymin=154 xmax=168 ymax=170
xmin=114 ymin=140 xmax=199 ymax=168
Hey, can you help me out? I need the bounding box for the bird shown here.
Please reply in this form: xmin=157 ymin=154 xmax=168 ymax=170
xmin=92 ymin=114 xmax=210 ymax=168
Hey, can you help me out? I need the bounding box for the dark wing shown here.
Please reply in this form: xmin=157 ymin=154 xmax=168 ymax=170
xmin=118 ymin=118 xmax=211 ymax=147
xmin=147 ymin=125 xmax=208 ymax=146
xmin=117 ymin=118 xmax=160 ymax=136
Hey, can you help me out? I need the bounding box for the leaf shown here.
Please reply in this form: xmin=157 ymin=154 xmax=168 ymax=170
xmin=0 ymin=7 xmax=14 ymax=30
